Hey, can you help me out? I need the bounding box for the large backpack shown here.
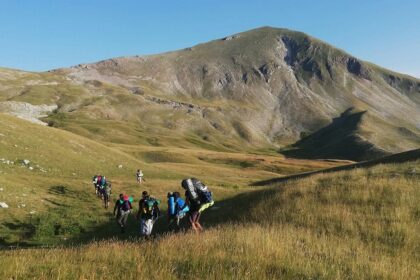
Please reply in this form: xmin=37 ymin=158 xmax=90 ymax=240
xmin=143 ymin=197 xmax=160 ymax=218
xmin=182 ymin=178 xmax=213 ymax=204
xmin=121 ymin=199 xmax=131 ymax=212
xmin=168 ymin=195 xmax=176 ymax=216
xmin=175 ymin=197 xmax=189 ymax=213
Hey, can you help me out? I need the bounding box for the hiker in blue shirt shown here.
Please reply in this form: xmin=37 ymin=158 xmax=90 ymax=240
xmin=168 ymin=191 xmax=189 ymax=232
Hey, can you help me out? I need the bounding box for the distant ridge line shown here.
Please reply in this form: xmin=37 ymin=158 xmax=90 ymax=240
xmin=252 ymin=148 xmax=420 ymax=186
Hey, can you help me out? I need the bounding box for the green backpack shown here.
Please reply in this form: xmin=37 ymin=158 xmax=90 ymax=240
xmin=143 ymin=198 xmax=160 ymax=217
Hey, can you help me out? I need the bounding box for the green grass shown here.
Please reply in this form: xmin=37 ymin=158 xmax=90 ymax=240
xmin=0 ymin=114 xmax=337 ymax=246
xmin=1 ymin=158 xmax=419 ymax=279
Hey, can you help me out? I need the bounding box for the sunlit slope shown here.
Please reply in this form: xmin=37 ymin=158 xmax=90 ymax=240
xmin=0 ymin=114 xmax=339 ymax=245
xmin=1 ymin=155 xmax=418 ymax=279
xmin=55 ymin=27 xmax=420 ymax=158
xmin=0 ymin=113 xmax=171 ymax=244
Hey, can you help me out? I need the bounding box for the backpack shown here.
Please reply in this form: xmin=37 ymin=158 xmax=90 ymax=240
xmin=175 ymin=197 xmax=189 ymax=213
xmin=168 ymin=195 xmax=176 ymax=216
xmin=101 ymin=176 xmax=106 ymax=186
xmin=121 ymin=199 xmax=131 ymax=212
xmin=97 ymin=175 xmax=102 ymax=186
xmin=143 ymin=197 xmax=160 ymax=218
xmin=182 ymin=178 xmax=213 ymax=204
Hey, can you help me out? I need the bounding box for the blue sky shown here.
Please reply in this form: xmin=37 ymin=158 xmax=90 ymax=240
xmin=0 ymin=0 xmax=419 ymax=77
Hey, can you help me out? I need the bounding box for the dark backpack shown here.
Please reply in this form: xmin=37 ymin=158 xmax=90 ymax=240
xmin=143 ymin=197 xmax=160 ymax=218
xmin=182 ymin=178 xmax=213 ymax=204
xmin=121 ymin=200 xmax=131 ymax=212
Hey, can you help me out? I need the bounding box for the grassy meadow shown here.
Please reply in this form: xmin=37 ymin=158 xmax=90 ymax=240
xmin=1 ymin=159 xmax=419 ymax=279
xmin=0 ymin=113 xmax=338 ymax=246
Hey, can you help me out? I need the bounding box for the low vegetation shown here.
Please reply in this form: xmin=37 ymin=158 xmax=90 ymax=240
xmin=0 ymin=114 xmax=339 ymax=246
xmin=1 ymin=153 xmax=419 ymax=279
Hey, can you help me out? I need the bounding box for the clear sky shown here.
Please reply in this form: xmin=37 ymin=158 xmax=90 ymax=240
xmin=0 ymin=0 xmax=419 ymax=77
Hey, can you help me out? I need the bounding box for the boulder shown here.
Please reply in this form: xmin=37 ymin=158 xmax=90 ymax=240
xmin=0 ymin=202 xmax=9 ymax=208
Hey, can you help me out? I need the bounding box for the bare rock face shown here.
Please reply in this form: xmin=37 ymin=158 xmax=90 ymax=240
xmin=0 ymin=101 xmax=57 ymax=125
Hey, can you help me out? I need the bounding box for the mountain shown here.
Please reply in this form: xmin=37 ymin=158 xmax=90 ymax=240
xmin=1 ymin=27 xmax=419 ymax=160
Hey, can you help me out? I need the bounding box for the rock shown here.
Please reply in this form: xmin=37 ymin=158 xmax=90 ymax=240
xmin=118 ymin=164 xmax=123 ymax=168
xmin=29 ymin=210 xmax=36 ymax=214
xmin=0 ymin=202 xmax=9 ymax=208
xmin=23 ymin=159 xmax=30 ymax=165
xmin=29 ymin=167 xmax=34 ymax=170
xmin=0 ymin=188 xmax=3 ymax=191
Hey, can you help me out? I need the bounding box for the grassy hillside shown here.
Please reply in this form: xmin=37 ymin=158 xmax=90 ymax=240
xmin=0 ymin=114 xmax=337 ymax=246
xmin=1 ymin=156 xmax=418 ymax=279
xmin=1 ymin=27 xmax=419 ymax=160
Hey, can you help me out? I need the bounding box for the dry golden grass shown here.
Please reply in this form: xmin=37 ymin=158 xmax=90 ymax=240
xmin=1 ymin=160 xmax=419 ymax=279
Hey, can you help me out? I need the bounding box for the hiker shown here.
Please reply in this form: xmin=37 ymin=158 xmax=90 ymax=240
xmin=168 ymin=191 xmax=189 ymax=232
xmin=99 ymin=176 xmax=107 ymax=199
xmin=136 ymin=169 xmax=144 ymax=184
xmin=181 ymin=178 xmax=214 ymax=233
xmin=96 ymin=174 xmax=103 ymax=197
xmin=113 ymin=193 xmax=132 ymax=233
xmin=102 ymin=182 xmax=112 ymax=209
xmin=137 ymin=191 xmax=160 ymax=238
xmin=92 ymin=175 xmax=98 ymax=194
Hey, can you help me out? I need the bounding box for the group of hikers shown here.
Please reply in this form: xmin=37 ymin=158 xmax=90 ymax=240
xmin=92 ymin=173 xmax=214 ymax=237
xmin=92 ymin=174 xmax=112 ymax=209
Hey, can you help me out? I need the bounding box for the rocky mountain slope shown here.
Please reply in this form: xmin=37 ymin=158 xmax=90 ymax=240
xmin=1 ymin=27 xmax=419 ymax=160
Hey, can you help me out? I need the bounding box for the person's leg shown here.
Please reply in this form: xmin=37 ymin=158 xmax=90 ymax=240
xmin=139 ymin=218 xmax=144 ymax=235
xmin=120 ymin=212 xmax=128 ymax=233
xmin=146 ymin=219 xmax=153 ymax=237
xmin=190 ymin=212 xmax=201 ymax=233
xmin=117 ymin=214 xmax=123 ymax=226
xmin=140 ymin=219 xmax=147 ymax=236
xmin=194 ymin=212 xmax=203 ymax=231
xmin=168 ymin=217 xmax=175 ymax=231
xmin=175 ymin=216 xmax=181 ymax=232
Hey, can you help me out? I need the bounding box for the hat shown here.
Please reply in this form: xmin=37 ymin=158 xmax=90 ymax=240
xmin=123 ymin=195 xmax=129 ymax=201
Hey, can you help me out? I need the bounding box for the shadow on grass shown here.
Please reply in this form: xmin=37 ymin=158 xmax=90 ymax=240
xmin=281 ymin=109 xmax=388 ymax=161
xmin=0 ymin=184 xmax=281 ymax=249
xmin=60 ymin=187 xmax=281 ymax=246
xmin=252 ymin=148 xmax=420 ymax=186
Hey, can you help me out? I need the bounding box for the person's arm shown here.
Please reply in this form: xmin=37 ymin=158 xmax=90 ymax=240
xmin=137 ymin=200 xmax=143 ymax=219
